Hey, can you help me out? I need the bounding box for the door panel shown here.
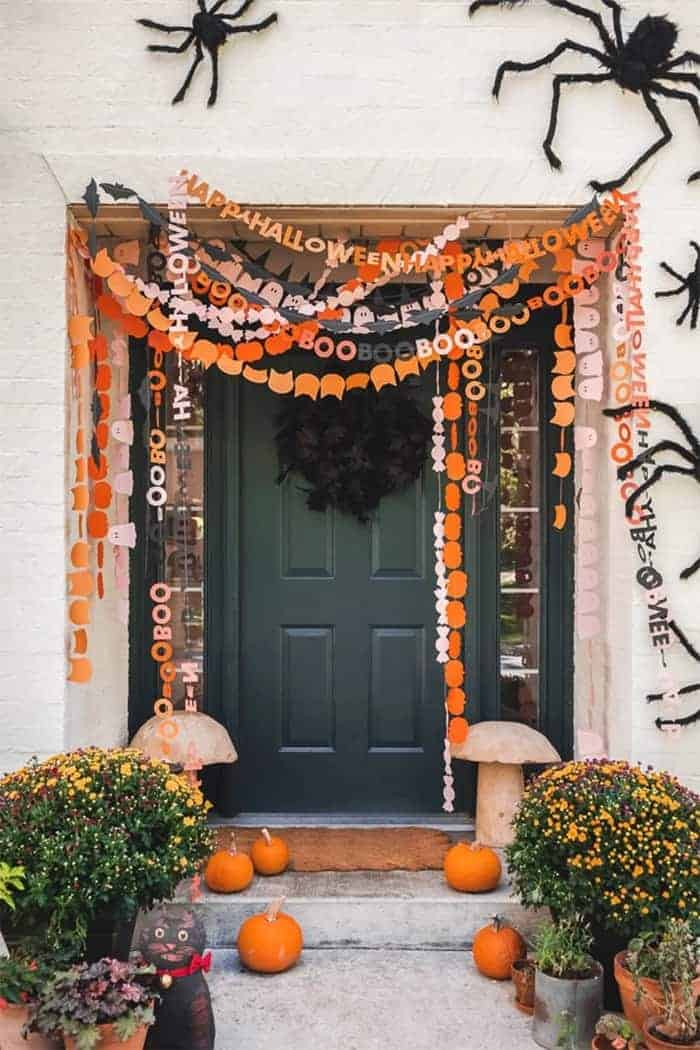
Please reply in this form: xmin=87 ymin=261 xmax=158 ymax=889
xmin=233 ymin=378 xmax=445 ymax=812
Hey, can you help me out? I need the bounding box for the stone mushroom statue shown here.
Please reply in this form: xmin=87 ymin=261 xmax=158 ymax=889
xmin=451 ymin=721 xmax=560 ymax=847
xmin=130 ymin=710 xmax=237 ymax=770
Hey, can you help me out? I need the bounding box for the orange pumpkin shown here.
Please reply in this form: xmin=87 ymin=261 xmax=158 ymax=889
xmin=204 ymin=833 xmax=254 ymax=894
xmin=472 ymin=917 xmax=526 ymax=980
xmin=250 ymin=828 xmax=290 ymax=876
xmin=237 ymin=897 xmax=303 ymax=974
xmin=444 ymin=842 xmax=502 ymax=893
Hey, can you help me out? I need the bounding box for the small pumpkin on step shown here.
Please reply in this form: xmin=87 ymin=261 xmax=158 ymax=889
xmin=237 ymin=897 xmax=303 ymax=974
xmin=444 ymin=841 xmax=502 ymax=893
xmin=472 ymin=915 xmax=526 ymax=981
xmin=204 ymin=832 xmax=254 ymax=894
xmin=250 ymin=828 xmax=289 ymax=876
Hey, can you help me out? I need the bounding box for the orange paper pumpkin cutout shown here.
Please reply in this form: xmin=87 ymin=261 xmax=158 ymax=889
xmin=92 ymin=249 xmax=117 ymax=278
xmin=370 ymin=364 xmax=397 ymax=391
xmin=443 ymin=542 xmax=463 ymax=570
xmin=72 ymin=628 xmax=88 ymax=654
xmin=107 ymin=271 xmax=134 ymax=299
xmin=444 ymin=513 xmax=462 ymax=541
xmin=447 ymin=363 xmax=461 ymax=390
xmin=217 ymin=355 xmax=243 ymax=376
xmin=320 ymin=374 xmax=345 ymax=400
xmin=71 ymin=486 xmax=89 ymax=512
xmin=68 ymin=657 xmax=92 ymax=684
xmin=552 ymin=350 xmax=576 ymax=375
xmin=87 ymin=510 xmax=109 ymax=539
xmin=445 ymin=484 xmax=462 ymax=512
xmin=71 ymin=345 xmax=90 ymax=370
xmin=236 ymin=341 xmax=264 ymax=364
xmin=443 ymin=392 xmax=463 ymax=420
xmin=147 ymin=308 xmax=171 ymax=332
xmin=447 ymin=570 xmax=468 ymax=598
xmin=446 ymin=687 xmax=466 ymax=715
xmin=395 ymin=356 xmax=420 ymax=381
xmin=268 ymin=369 xmax=294 ymax=395
xmin=445 ymin=452 xmax=466 ymax=481
xmin=448 ymin=631 xmax=462 ymax=659
xmin=551 ymin=375 xmax=576 ymax=402
xmin=554 ymin=323 xmax=574 ymax=349
xmin=552 ymin=504 xmax=568 ymax=530
xmin=121 ymin=315 xmax=148 ymax=338
xmin=445 ymin=660 xmax=465 ymax=688
xmin=448 ymin=717 xmax=469 ymax=745
xmin=552 ymin=452 xmax=572 ymax=478
xmin=550 ymin=402 xmax=576 ymax=428
xmin=346 ymin=373 xmax=370 ymax=391
xmin=68 ymin=571 xmax=93 ymax=597
xmin=295 ymin=374 xmax=320 ymax=399
xmin=148 ymin=330 xmax=172 ymax=353
xmin=88 ymin=454 xmax=108 ymax=481
xmin=69 ymin=599 xmax=90 ymax=626
xmin=447 ymin=601 xmax=466 ymax=629
xmin=243 ymin=366 xmax=268 ymax=385
xmin=69 ymin=315 xmax=93 ymax=344
xmin=71 ymin=541 xmax=89 ymax=568
xmin=125 ymin=289 xmax=151 ymax=317
xmin=94 ymin=481 xmax=113 ymax=509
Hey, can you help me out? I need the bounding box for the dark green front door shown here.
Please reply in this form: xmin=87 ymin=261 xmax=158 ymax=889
xmin=211 ymin=376 xmax=445 ymax=812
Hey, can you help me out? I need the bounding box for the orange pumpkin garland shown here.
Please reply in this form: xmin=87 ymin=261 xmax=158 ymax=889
xmin=237 ymin=897 xmax=303 ymax=974
xmin=250 ymin=828 xmax=290 ymax=876
xmin=204 ymin=832 xmax=254 ymax=894
xmin=444 ymin=842 xmax=502 ymax=893
xmin=472 ymin=916 xmax=526 ymax=980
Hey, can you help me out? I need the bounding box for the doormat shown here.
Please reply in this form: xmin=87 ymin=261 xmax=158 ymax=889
xmin=212 ymin=827 xmax=452 ymax=872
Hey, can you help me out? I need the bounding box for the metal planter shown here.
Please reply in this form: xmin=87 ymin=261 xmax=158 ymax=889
xmin=533 ymin=962 xmax=604 ymax=1049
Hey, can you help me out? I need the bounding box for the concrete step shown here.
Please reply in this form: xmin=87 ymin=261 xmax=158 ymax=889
xmin=144 ymin=868 xmax=543 ymax=951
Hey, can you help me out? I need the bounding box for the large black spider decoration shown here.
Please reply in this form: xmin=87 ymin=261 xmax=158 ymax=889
xmin=468 ymin=0 xmax=700 ymax=190
xmin=655 ymin=241 xmax=700 ymax=331
xmin=138 ymin=0 xmax=277 ymax=107
xmin=603 ymin=400 xmax=700 ymax=580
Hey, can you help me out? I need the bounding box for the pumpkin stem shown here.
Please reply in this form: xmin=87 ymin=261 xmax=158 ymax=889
xmin=265 ymin=897 xmax=286 ymax=923
xmin=471 ymin=841 xmax=482 ymax=851
xmin=229 ymin=831 xmax=237 ymax=855
xmin=261 ymin=828 xmax=272 ymax=846
xmin=492 ymin=914 xmax=505 ymax=932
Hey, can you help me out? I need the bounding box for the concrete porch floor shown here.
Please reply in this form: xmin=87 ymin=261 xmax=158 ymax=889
xmin=209 ymin=946 xmax=539 ymax=1050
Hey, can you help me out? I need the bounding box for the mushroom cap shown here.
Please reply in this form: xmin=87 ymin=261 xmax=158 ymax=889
xmin=130 ymin=711 xmax=238 ymax=766
xmin=451 ymin=720 xmax=560 ymax=765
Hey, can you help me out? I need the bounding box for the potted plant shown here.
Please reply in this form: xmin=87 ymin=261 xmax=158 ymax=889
xmin=0 ymin=953 xmax=60 ymax=1050
xmin=0 ymin=749 xmax=214 ymax=957
xmin=507 ymin=760 xmax=699 ymax=1007
xmin=25 ymin=957 xmax=159 ymax=1050
xmin=593 ymin=1014 xmax=644 ymax=1049
xmin=0 ymin=862 xmax=25 ymax=956
xmin=532 ymin=916 xmax=603 ymax=1049
xmin=615 ymin=919 xmax=700 ymax=1034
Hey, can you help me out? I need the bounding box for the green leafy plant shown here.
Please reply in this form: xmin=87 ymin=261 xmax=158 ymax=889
xmin=556 ymin=1009 xmax=576 ymax=1049
xmin=506 ymin=760 xmax=699 ymax=938
xmin=0 ymin=862 xmax=24 ymax=910
xmin=0 ymin=749 xmax=214 ymax=949
xmin=626 ymin=918 xmax=700 ymax=1044
xmin=0 ymin=952 xmax=50 ymax=1008
xmin=533 ymin=916 xmax=595 ymax=980
xmin=595 ymin=1014 xmax=644 ymax=1049
xmin=25 ymin=957 xmax=159 ymax=1050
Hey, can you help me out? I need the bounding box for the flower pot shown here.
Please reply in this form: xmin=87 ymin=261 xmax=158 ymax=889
xmin=64 ymin=1022 xmax=149 ymax=1050
xmin=615 ymin=952 xmax=700 ymax=1035
xmin=0 ymin=1002 xmax=60 ymax=1049
xmin=643 ymin=1016 xmax=700 ymax=1050
xmin=512 ymin=958 xmax=536 ymax=1013
xmin=533 ymin=962 xmax=604 ymax=1050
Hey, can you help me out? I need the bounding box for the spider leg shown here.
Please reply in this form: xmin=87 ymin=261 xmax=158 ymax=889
xmin=676 ymin=297 xmax=694 ymax=327
xmin=692 ymin=292 xmax=700 ymax=332
xmin=537 ymin=1 xmax=616 ymax=53
xmin=620 ymin=464 xmax=696 ymax=520
xmin=213 ymin=0 xmax=256 ymax=16
xmin=651 ymin=83 xmax=700 ymax=185
xmin=543 ymin=73 xmax=611 ymax=169
xmin=604 ymin=399 xmax=700 ymax=458
xmin=599 ymin=0 xmax=623 ymax=49
xmin=659 ymin=261 xmax=688 ymax=284
xmin=223 ymin=13 xmax=277 ymax=34
xmin=662 ymin=51 xmax=700 ymax=72
xmin=492 ymin=40 xmax=608 ymax=100
xmin=137 ymin=19 xmax=192 ymax=32
xmin=172 ymin=42 xmax=204 ymax=104
xmin=616 ymin=440 xmax=697 ymax=480
xmin=681 ymin=553 xmax=700 ymax=580
xmin=147 ymin=33 xmax=195 ymax=54
xmin=207 ymin=46 xmax=219 ymax=107
xmin=659 ymin=73 xmax=700 ymax=92
xmin=590 ymin=90 xmax=671 ymax=192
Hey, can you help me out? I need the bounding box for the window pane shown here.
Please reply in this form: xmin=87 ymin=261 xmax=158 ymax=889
xmin=499 ymin=350 xmax=540 ymax=728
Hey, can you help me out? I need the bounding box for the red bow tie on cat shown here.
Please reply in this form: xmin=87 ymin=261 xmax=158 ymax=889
xmin=157 ymin=951 xmax=212 ymax=987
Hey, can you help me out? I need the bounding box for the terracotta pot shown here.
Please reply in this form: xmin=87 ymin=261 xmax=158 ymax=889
xmin=512 ymin=958 xmax=536 ymax=1011
xmin=643 ymin=1016 xmax=700 ymax=1050
xmin=0 ymin=1002 xmax=60 ymax=1049
xmin=64 ymin=1022 xmax=149 ymax=1050
xmin=615 ymin=952 xmax=700 ymax=1035
xmin=590 ymin=1038 xmax=614 ymax=1050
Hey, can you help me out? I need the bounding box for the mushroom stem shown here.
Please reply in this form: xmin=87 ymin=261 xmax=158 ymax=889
xmin=476 ymin=761 xmax=524 ymax=847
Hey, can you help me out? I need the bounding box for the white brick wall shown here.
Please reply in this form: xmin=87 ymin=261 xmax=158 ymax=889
xmin=1 ymin=0 xmax=698 ymax=789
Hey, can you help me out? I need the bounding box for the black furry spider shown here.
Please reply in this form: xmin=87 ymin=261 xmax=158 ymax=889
xmin=655 ymin=241 xmax=700 ymax=331
xmin=138 ymin=0 xmax=277 ymax=107
xmin=603 ymin=400 xmax=700 ymax=579
xmin=469 ymin=0 xmax=700 ymax=190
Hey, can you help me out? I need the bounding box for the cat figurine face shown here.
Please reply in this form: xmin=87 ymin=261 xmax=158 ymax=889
xmin=138 ymin=906 xmax=206 ymax=970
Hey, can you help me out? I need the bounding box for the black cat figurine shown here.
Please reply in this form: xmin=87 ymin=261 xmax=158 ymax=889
xmin=139 ymin=904 xmax=215 ymax=1050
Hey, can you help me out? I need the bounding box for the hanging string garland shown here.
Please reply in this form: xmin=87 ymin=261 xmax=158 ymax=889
xmin=274 ymin=385 xmax=432 ymax=523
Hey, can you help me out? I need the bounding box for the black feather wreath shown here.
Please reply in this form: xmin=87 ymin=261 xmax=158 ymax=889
xmin=275 ymin=387 xmax=432 ymax=523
